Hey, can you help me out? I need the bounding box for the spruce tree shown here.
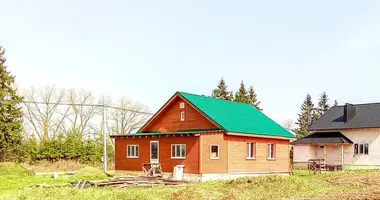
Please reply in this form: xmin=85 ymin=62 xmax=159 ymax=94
xmin=317 ymin=91 xmax=330 ymax=116
xmin=334 ymin=100 xmax=338 ymax=106
xmin=0 ymin=46 xmax=23 ymax=161
xmin=234 ymin=81 xmax=249 ymax=104
xmin=295 ymin=94 xmax=317 ymax=139
xmin=248 ymin=86 xmax=262 ymax=110
xmin=212 ymin=78 xmax=233 ymax=100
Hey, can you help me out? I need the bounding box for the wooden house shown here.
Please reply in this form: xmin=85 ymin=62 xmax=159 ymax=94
xmin=111 ymin=92 xmax=295 ymax=180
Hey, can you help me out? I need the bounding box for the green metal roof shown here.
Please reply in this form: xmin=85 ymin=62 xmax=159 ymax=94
xmin=178 ymin=92 xmax=295 ymax=138
xmin=111 ymin=129 xmax=223 ymax=137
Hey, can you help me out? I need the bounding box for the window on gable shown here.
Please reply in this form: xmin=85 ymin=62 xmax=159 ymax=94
xmin=246 ymin=142 xmax=256 ymax=159
xmin=210 ymin=145 xmax=219 ymax=159
xmin=355 ymin=143 xmax=369 ymax=155
xmin=180 ymin=102 xmax=185 ymax=108
xmin=127 ymin=145 xmax=139 ymax=158
xmin=180 ymin=111 xmax=185 ymax=121
xmin=267 ymin=143 xmax=276 ymax=160
xmin=171 ymin=144 xmax=186 ymax=159
xmin=354 ymin=144 xmax=358 ymax=154
xmin=364 ymin=144 xmax=369 ymax=154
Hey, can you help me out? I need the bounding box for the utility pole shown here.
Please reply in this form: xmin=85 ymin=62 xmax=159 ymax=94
xmin=103 ymin=102 xmax=107 ymax=173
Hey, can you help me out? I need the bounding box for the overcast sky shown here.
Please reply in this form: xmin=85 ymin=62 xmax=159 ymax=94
xmin=1 ymin=0 xmax=380 ymax=124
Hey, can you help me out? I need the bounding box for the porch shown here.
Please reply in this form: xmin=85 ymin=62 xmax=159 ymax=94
xmin=291 ymin=132 xmax=353 ymax=170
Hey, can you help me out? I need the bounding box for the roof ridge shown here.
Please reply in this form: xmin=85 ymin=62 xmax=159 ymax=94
xmin=334 ymin=102 xmax=380 ymax=107
xmin=177 ymin=91 xmax=255 ymax=107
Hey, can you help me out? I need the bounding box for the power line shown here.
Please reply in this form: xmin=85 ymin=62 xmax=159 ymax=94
xmin=15 ymin=100 xmax=154 ymax=115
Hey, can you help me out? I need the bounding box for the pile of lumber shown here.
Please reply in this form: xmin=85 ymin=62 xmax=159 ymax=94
xmin=93 ymin=176 xmax=185 ymax=188
xmin=71 ymin=176 xmax=185 ymax=189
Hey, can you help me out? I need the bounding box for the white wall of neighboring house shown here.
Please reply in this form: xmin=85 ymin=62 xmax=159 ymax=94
xmin=293 ymin=145 xmax=314 ymax=162
xmin=293 ymin=128 xmax=380 ymax=168
xmin=341 ymin=128 xmax=380 ymax=166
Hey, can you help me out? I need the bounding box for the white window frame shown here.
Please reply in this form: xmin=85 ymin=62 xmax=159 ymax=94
xmin=127 ymin=145 xmax=139 ymax=158
xmin=171 ymin=144 xmax=186 ymax=159
xmin=180 ymin=102 xmax=185 ymax=108
xmin=180 ymin=111 xmax=185 ymax=121
xmin=246 ymin=142 xmax=256 ymax=160
xmin=210 ymin=144 xmax=219 ymax=160
xmin=267 ymin=143 xmax=275 ymax=160
xmin=354 ymin=143 xmax=369 ymax=155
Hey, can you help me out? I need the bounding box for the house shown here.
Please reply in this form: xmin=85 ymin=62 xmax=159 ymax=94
xmin=292 ymin=103 xmax=380 ymax=169
xmin=111 ymin=92 xmax=295 ymax=181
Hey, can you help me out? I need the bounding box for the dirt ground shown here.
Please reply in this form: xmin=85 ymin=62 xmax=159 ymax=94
xmin=308 ymin=172 xmax=380 ymax=200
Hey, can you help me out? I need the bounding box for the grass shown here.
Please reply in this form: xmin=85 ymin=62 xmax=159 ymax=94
xmin=23 ymin=160 xmax=114 ymax=173
xmin=0 ymin=162 xmax=34 ymax=177
xmin=73 ymin=167 xmax=108 ymax=180
xmin=0 ymin=169 xmax=380 ymax=200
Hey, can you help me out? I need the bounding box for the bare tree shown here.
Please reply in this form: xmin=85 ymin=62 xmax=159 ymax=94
xmin=109 ymin=98 xmax=150 ymax=135
xmin=281 ymin=119 xmax=295 ymax=131
xmin=22 ymin=86 xmax=66 ymax=140
xmin=66 ymin=89 xmax=98 ymax=136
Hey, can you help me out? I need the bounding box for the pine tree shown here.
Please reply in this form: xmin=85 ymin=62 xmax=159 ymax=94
xmin=295 ymin=94 xmax=317 ymax=139
xmin=0 ymin=46 xmax=23 ymax=161
xmin=212 ymin=78 xmax=233 ymax=100
xmin=248 ymin=86 xmax=262 ymax=110
xmin=317 ymin=91 xmax=330 ymax=116
xmin=228 ymin=91 xmax=234 ymax=101
xmin=334 ymin=100 xmax=338 ymax=106
xmin=234 ymin=81 xmax=249 ymax=104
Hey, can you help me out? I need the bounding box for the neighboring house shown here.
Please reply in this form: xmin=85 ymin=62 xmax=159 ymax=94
xmin=111 ymin=92 xmax=295 ymax=181
xmin=292 ymin=103 xmax=380 ymax=169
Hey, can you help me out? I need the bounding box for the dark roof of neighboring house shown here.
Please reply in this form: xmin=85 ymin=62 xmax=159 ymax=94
xmin=309 ymin=103 xmax=380 ymax=131
xmin=290 ymin=132 xmax=353 ymax=145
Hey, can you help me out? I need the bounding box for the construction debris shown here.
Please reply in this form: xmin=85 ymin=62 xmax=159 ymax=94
xmin=71 ymin=176 xmax=186 ymax=189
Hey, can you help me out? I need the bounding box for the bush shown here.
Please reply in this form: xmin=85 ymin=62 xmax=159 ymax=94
xmin=74 ymin=167 xmax=108 ymax=180
xmin=0 ymin=162 xmax=34 ymax=177
xmin=18 ymin=130 xmax=114 ymax=165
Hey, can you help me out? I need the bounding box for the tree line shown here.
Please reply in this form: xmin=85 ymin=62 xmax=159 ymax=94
xmin=210 ymin=77 xmax=338 ymax=139
xmin=0 ymin=46 xmax=151 ymax=163
xmin=211 ymin=78 xmax=262 ymax=110
xmin=294 ymin=92 xmax=337 ymax=139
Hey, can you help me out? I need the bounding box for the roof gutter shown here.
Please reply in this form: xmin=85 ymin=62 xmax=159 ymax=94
xmin=226 ymin=132 xmax=294 ymax=140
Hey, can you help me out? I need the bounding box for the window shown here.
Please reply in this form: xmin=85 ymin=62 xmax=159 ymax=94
xmin=180 ymin=102 xmax=185 ymax=108
xmin=180 ymin=111 xmax=185 ymax=121
xmin=267 ymin=144 xmax=275 ymax=160
xmin=354 ymin=143 xmax=369 ymax=155
xmin=354 ymin=144 xmax=358 ymax=154
xmin=319 ymin=145 xmax=325 ymax=149
xmin=246 ymin=142 xmax=256 ymax=159
xmin=210 ymin=145 xmax=219 ymax=159
xmin=171 ymin=144 xmax=186 ymax=159
xmin=127 ymin=145 xmax=139 ymax=158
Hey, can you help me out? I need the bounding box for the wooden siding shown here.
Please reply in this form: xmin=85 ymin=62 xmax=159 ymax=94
xmin=114 ymin=135 xmax=200 ymax=173
xmin=200 ymin=132 xmax=228 ymax=173
xmin=227 ymin=135 xmax=290 ymax=173
xmin=142 ymin=96 xmax=218 ymax=132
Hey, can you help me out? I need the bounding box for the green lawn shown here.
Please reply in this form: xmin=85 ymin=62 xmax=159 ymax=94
xmin=1 ymin=170 xmax=379 ymax=200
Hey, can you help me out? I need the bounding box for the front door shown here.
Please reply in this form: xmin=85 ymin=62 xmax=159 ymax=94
xmin=150 ymin=141 xmax=159 ymax=163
